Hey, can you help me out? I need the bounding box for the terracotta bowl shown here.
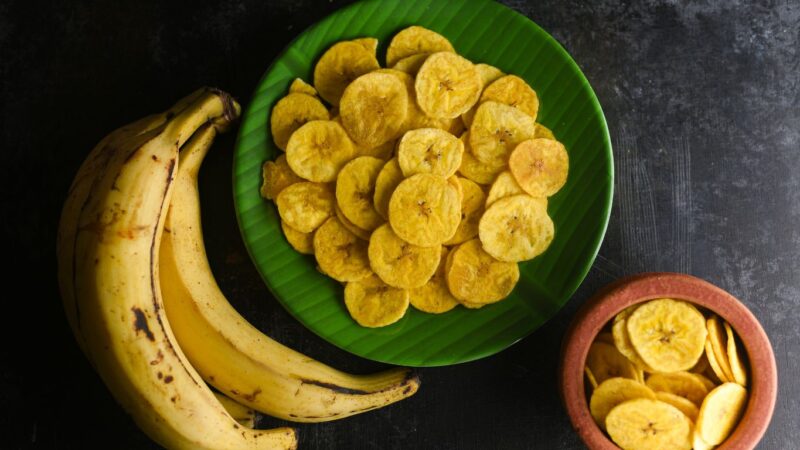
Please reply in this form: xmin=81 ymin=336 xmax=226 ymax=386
xmin=559 ymin=272 xmax=777 ymax=450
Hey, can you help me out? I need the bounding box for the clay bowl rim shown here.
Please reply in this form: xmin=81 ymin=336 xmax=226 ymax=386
xmin=559 ymin=272 xmax=777 ymax=450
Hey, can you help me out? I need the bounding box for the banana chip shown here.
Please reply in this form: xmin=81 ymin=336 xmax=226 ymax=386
xmin=612 ymin=305 xmax=657 ymax=373
xmin=691 ymin=352 xmax=711 ymax=374
xmin=280 ymin=221 xmax=314 ymax=255
xmin=444 ymin=177 xmax=486 ymax=245
xmin=445 ymin=239 xmax=519 ymax=305
xmin=705 ymin=339 xmax=731 ymax=383
xmin=585 ymin=342 xmax=642 ymax=385
xmin=335 ymin=156 xmax=384 ymax=231
xmin=534 ymin=123 xmax=556 ymax=140
xmin=416 ymin=52 xmax=482 ymax=119
xmin=469 ymin=101 xmax=536 ymax=165
xmin=340 ymin=72 xmax=409 ymax=148
xmin=386 ymin=25 xmax=454 ymax=67
xmin=724 ymin=322 xmax=748 ymax=386
xmin=480 ymin=75 xmax=539 ymax=121
xmin=313 ymin=40 xmax=380 ymax=106
xmin=696 ymin=383 xmax=748 ymax=445
xmin=286 ymin=120 xmax=356 ymax=183
xmin=313 ymin=217 xmax=372 ymax=282
xmin=458 ymin=132 xmax=506 ymax=185
xmin=352 ymin=37 xmax=378 ymax=54
xmin=509 ymin=138 xmax=569 ymax=197
xmin=368 ymin=224 xmax=440 ymax=289
xmin=344 ymin=274 xmax=409 ymax=328
xmin=606 ymin=399 xmax=693 ymax=450
xmin=409 ymin=247 xmax=459 ymax=314
xmin=645 ymin=372 xmax=709 ymax=405
xmin=655 ymin=392 xmax=700 ymax=421
xmin=260 ymin=154 xmax=303 ymax=200
xmin=275 ymin=182 xmax=335 ymax=233
xmin=590 ymin=378 xmax=656 ymax=430
xmin=270 ymin=93 xmax=330 ymax=151
xmin=289 ymin=78 xmax=318 ymax=97
xmin=479 ymin=194 xmax=554 ymax=262
xmin=461 ymin=63 xmax=506 ymax=127
xmin=484 ymin=170 xmax=547 ymax=209
xmin=397 ymin=128 xmax=464 ymax=178
xmin=356 ymin=138 xmax=396 ymax=160
xmin=447 ymin=175 xmax=464 ymax=205
xmin=335 ymin=204 xmax=371 ymax=241
xmin=692 ymin=373 xmax=717 ymax=392
xmin=373 ymin=158 xmax=404 ymax=220
xmin=627 ymin=298 xmax=707 ymax=373
xmin=693 ymin=429 xmax=715 ymax=450
xmin=391 ymin=53 xmax=429 ymax=75
xmin=706 ymin=315 xmax=736 ymax=382
xmin=388 ymin=173 xmax=461 ymax=247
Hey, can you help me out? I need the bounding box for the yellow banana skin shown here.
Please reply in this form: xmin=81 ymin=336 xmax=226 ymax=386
xmin=159 ymin=103 xmax=420 ymax=423
xmin=56 ymin=89 xmax=297 ymax=450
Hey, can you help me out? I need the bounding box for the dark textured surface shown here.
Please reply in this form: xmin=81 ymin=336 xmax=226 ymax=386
xmin=1 ymin=0 xmax=797 ymax=448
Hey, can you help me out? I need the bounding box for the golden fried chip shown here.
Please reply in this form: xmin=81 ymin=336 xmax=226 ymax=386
xmin=535 ymin=123 xmax=556 ymax=140
xmin=289 ymin=78 xmax=318 ymax=97
xmin=270 ymin=93 xmax=330 ymax=151
xmin=386 ymin=25 xmax=454 ymax=67
xmin=469 ymin=101 xmax=536 ymax=164
xmin=261 ymin=154 xmax=303 ymax=200
xmin=352 ymin=37 xmax=378 ymax=54
xmin=707 ymin=315 xmax=736 ymax=382
xmin=335 ymin=156 xmax=385 ymax=231
xmin=415 ymin=52 xmax=482 ymax=119
xmin=335 ymin=204 xmax=371 ymax=241
xmin=373 ymin=158 xmax=404 ymax=220
xmin=313 ymin=40 xmax=380 ymax=106
xmin=340 ymin=72 xmax=408 ymax=148
xmin=391 ymin=53 xmax=429 ymax=75
xmin=606 ymin=399 xmax=693 ymax=450
xmin=590 ymin=378 xmax=656 ymax=430
xmin=484 ymin=170 xmax=547 ymax=211
xmin=409 ymin=247 xmax=459 ymax=314
xmin=479 ymin=194 xmax=554 ymax=262
xmin=645 ymin=372 xmax=709 ymax=405
xmin=509 ymin=138 xmax=569 ymax=197
xmin=480 ymin=75 xmax=539 ymax=121
xmin=445 ymin=239 xmax=519 ymax=305
xmin=313 ymin=217 xmax=372 ymax=282
xmin=612 ymin=305 xmax=657 ymax=373
xmin=460 ymin=63 xmax=506 ymax=127
xmin=627 ymin=298 xmax=707 ymax=372
xmin=286 ymin=120 xmax=357 ymax=182
xmin=585 ymin=342 xmax=642 ymax=385
xmin=368 ymin=224 xmax=440 ymax=289
xmin=447 ymin=175 xmax=464 ymax=205
xmin=344 ymin=274 xmax=409 ymax=328
xmin=655 ymin=392 xmax=700 ymax=421
xmin=724 ymin=322 xmax=748 ymax=386
xmin=333 ymin=112 xmax=397 ymax=160
xmin=397 ymin=128 xmax=464 ymax=178
xmin=275 ymin=182 xmax=334 ymax=233
xmin=705 ymin=339 xmax=731 ymax=383
xmin=696 ymin=383 xmax=748 ymax=445
xmin=692 ymin=373 xmax=717 ymax=392
xmin=693 ymin=429 xmax=715 ymax=450
xmin=444 ymin=177 xmax=485 ymax=245
xmin=280 ymin=221 xmax=314 ymax=255
xmin=458 ymin=132 xmax=506 ymax=185
xmin=388 ymin=173 xmax=461 ymax=247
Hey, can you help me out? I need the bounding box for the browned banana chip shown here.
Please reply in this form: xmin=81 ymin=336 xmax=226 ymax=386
xmin=313 ymin=40 xmax=380 ymax=106
xmin=335 ymin=156 xmax=385 ymax=231
xmin=479 ymin=194 xmax=554 ymax=262
xmin=368 ymin=224 xmax=440 ymax=289
xmin=344 ymin=274 xmax=409 ymax=328
xmin=606 ymin=399 xmax=693 ymax=450
xmin=313 ymin=217 xmax=372 ymax=282
xmin=340 ymin=72 xmax=409 ymax=148
xmin=590 ymin=378 xmax=656 ymax=430
xmin=397 ymin=128 xmax=464 ymax=178
xmin=388 ymin=173 xmax=461 ymax=247
xmin=391 ymin=53 xmax=429 ymax=75
xmin=445 ymin=238 xmax=519 ymax=305
xmin=285 ymin=120 xmax=356 ymax=183
xmin=458 ymin=132 xmax=506 ymax=185
xmin=275 ymin=182 xmax=334 ymax=233
xmin=480 ymin=75 xmax=540 ymax=121
xmin=386 ymin=25 xmax=454 ymax=67
xmin=409 ymin=247 xmax=459 ymax=314
xmin=534 ymin=123 xmax=556 ymax=140
xmin=260 ymin=154 xmax=303 ymax=200
xmin=270 ymin=93 xmax=330 ymax=151
xmin=469 ymin=101 xmax=536 ymax=164
xmin=415 ymin=52 xmax=482 ymax=119
xmin=335 ymin=204 xmax=372 ymax=241
xmin=444 ymin=177 xmax=486 ymax=245
xmin=460 ymin=63 xmax=506 ymax=127
xmin=280 ymin=221 xmax=314 ymax=255
xmin=484 ymin=170 xmax=547 ymax=209
xmin=509 ymin=138 xmax=569 ymax=198
xmin=645 ymin=372 xmax=709 ymax=405
xmin=373 ymin=158 xmax=404 ymax=220
xmin=585 ymin=342 xmax=642 ymax=385
xmin=289 ymin=78 xmax=318 ymax=97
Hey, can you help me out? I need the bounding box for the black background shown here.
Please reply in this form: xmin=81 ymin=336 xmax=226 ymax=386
xmin=1 ymin=0 xmax=799 ymax=448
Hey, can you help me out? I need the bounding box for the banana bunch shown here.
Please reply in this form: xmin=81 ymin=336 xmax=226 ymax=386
xmin=57 ymin=89 xmax=420 ymax=449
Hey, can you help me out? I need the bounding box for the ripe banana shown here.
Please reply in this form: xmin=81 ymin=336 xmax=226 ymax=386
xmin=214 ymin=391 xmax=256 ymax=428
xmin=159 ymin=104 xmax=420 ymax=422
xmin=56 ymin=89 xmax=297 ymax=450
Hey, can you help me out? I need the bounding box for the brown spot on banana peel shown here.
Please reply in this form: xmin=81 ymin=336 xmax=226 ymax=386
xmin=132 ymin=307 xmax=155 ymax=341
xmin=298 ymin=369 xmax=420 ymax=396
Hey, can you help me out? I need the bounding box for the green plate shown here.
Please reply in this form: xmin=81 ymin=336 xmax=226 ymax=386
xmin=233 ymin=0 xmax=613 ymax=367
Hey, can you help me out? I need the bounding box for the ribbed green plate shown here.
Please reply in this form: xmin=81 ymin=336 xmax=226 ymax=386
xmin=233 ymin=0 xmax=612 ymax=367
